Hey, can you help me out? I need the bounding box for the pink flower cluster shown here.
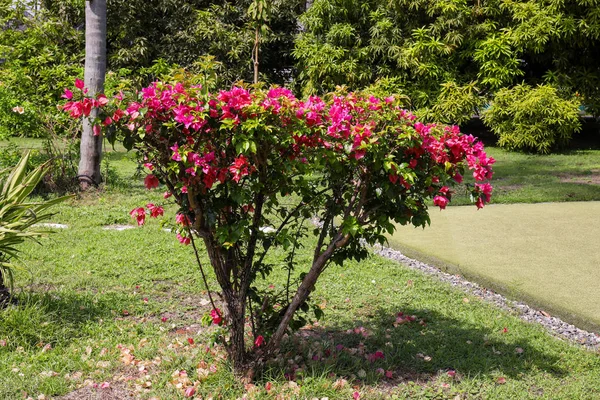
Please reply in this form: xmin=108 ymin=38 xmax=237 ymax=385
xmin=63 ymin=78 xmax=495 ymax=242
xmin=128 ymin=204 xmax=164 ymax=226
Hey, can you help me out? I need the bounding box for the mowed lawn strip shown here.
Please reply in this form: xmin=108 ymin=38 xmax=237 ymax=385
xmin=388 ymin=201 xmax=600 ymax=332
xmin=451 ymin=147 xmax=600 ymax=205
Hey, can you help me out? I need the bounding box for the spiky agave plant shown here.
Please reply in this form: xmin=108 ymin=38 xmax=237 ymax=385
xmin=0 ymin=151 xmax=70 ymax=305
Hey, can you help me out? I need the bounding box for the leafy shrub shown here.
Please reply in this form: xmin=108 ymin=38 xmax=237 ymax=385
xmin=0 ymin=152 xmax=70 ymax=304
xmin=64 ymin=77 xmax=494 ymax=376
xmin=418 ymin=81 xmax=482 ymax=125
xmin=482 ymin=84 xmax=582 ymax=153
xmin=0 ymin=2 xmax=83 ymax=138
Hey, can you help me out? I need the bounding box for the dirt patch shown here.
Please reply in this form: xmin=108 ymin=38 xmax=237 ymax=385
xmin=558 ymin=170 xmax=600 ymax=185
xmin=55 ymin=383 xmax=138 ymax=400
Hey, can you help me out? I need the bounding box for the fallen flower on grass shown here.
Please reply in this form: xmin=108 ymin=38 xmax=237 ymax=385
xmin=497 ymin=377 xmax=507 ymax=384
xmin=184 ymin=387 xmax=196 ymax=397
xmin=332 ymin=378 xmax=347 ymax=390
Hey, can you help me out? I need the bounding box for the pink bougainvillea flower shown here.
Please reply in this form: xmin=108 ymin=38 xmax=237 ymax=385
xmin=184 ymin=387 xmax=196 ymax=397
xmin=254 ymin=335 xmax=265 ymax=348
xmin=475 ymin=182 xmax=493 ymax=203
xmin=92 ymin=124 xmax=101 ymax=136
xmin=476 ymin=197 xmax=485 ymax=209
xmin=146 ymin=203 xmax=164 ymax=218
xmin=97 ymin=94 xmax=109 ymax=106
xmin=129 ymin=207 xmax=146 ymax=226
xmin=453 ymin=172 xmax=463 ymax=183
xmin=143 ymin=162 xmax=154 ymax=171
xmin=210 ymin=308 xmax=222 ymax=325
xmin=161 ymin=316 xmax=168 ymax=322
xmin=385 ymin=370 xmax=393 ymax=379
xmin=433 ymin=195 xmax=449 ymax=210
xmin=144 ymin=174 xmax=159 ymax=189
xmin=75 ymin=78 xmax=85 ymax=90
xmin=187 ymin=337 xmax=194 ymax=345
xmin=176 ymin=233 xmax=190 ymax=246
xmin=265 ymin=382 xmax=272 ymax=392
xmin=176 ymin=213 xmax=190 ymax=226
xmin=353 ymin=391 xmax=361 ymax=400
xmin=163 ymin=191 xmax=172 ymax=199
xmin=447 ymin=370 xmax=457 ymax=378
xmin=62 ymin=88 xmax=73 ymax=100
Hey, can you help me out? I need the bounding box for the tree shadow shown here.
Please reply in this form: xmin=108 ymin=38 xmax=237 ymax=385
xmin=0 ymin=289 xmax=128 ymax=350
xmin=263 ymin=305 xmax=566 ymax=385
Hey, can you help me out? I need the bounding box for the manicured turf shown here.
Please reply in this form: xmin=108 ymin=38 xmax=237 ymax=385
xmin=388 ymin=202 xmax=600 ymax=332
xmin=452 ymin=147 xmax=600 ymax=204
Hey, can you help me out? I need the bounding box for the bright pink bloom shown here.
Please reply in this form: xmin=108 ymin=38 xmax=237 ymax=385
xmin=146 ymin=203 xmax=164 ymax=218
xmin=184 ymin=387 xmax=195 ymax=397
xmin=92 ymin=124 xmax=101 ymax=136
xmin=97 ymin=94 xmax=109 ymax=106
xmin=385 ymin=370 xmax=393 ymax=379
xmin=475 ymin=197 xmax=484 ymax=209
xmin=254 ymin=335 xmax=265 ymax=347
xmin=210 ymin=308 xmax=223 ymax=325
xmin=475 ymin=182 xmax=493 ymax=203
xmin=62 ymin=88 xmax=73 ymax=100
xmin=433 ymin=195 xmax=449 ymax=210
xmin=176 ymin=233 xmax=191 ymax=245
xmin=129 ymin=207 xmax=146 ymax=226
xmin=439 ymin=186 xmax=450 ymax=196
xmin=75 ymin=78 xmax=84 ymax=90
xmin=175 ymin=213 xmax=190 ymax=226
xmin=144 ymin=174 xmax=159 ymax=189
xmin=163 ymin=191 xmax=172 ymax=199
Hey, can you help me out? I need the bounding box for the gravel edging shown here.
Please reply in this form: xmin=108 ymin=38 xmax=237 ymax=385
xmin=373 ymin=245 xmax=600 ymax=350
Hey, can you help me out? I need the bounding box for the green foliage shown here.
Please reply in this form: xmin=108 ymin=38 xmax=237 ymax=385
xmin=482 ymin=84 xmax=582 ymax=154
xmin=294 ymin=0 xmax=600 ymax=121
xmin=418 ymin=81 xmax=482 ymax=125
xmin=0 ymin=1 xmax=83 ymax=138
xmin=0 ymin=151 xmax=70 ymax=298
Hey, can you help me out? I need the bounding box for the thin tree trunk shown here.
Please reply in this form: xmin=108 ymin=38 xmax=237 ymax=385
xmin=78 ymin=0 xmax=106 ymax=190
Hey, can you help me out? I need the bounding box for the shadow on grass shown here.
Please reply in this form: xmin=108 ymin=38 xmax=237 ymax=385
xmin=263 ymin=306 xmax=565 ymax=384
xmin=0 ymin=290 xmax=129 ymax=351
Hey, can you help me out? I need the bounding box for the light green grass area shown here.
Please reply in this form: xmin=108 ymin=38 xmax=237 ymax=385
xmin=388 ymin=202 xmax=600 ymax=332
xmin=452 ymin=147 xmax=600 ymax=205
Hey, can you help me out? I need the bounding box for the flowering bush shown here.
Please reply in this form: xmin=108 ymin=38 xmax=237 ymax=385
xmin=63 ymin=77 xmax=493 ymax=373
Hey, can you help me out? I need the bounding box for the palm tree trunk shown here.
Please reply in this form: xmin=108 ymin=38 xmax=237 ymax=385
xmin=78 ymin=0 xmax=107 ymax=190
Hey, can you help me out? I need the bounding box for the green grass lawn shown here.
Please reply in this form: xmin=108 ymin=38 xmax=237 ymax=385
xmin=0 ymin=139 xmax=599 ymax=399
xmin=1 ymin=189 xmax=600 ymax=399
xmin=387 ymin=202 xmax=600 ymax=333
xmin=452 ymin=147 xmax=600 ymax=204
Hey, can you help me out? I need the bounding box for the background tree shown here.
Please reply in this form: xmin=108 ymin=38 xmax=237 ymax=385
xmin=294 ymin=0 xmax=600 ymax=123
xmin=77 ymin=0 xmax=106 ymax=189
